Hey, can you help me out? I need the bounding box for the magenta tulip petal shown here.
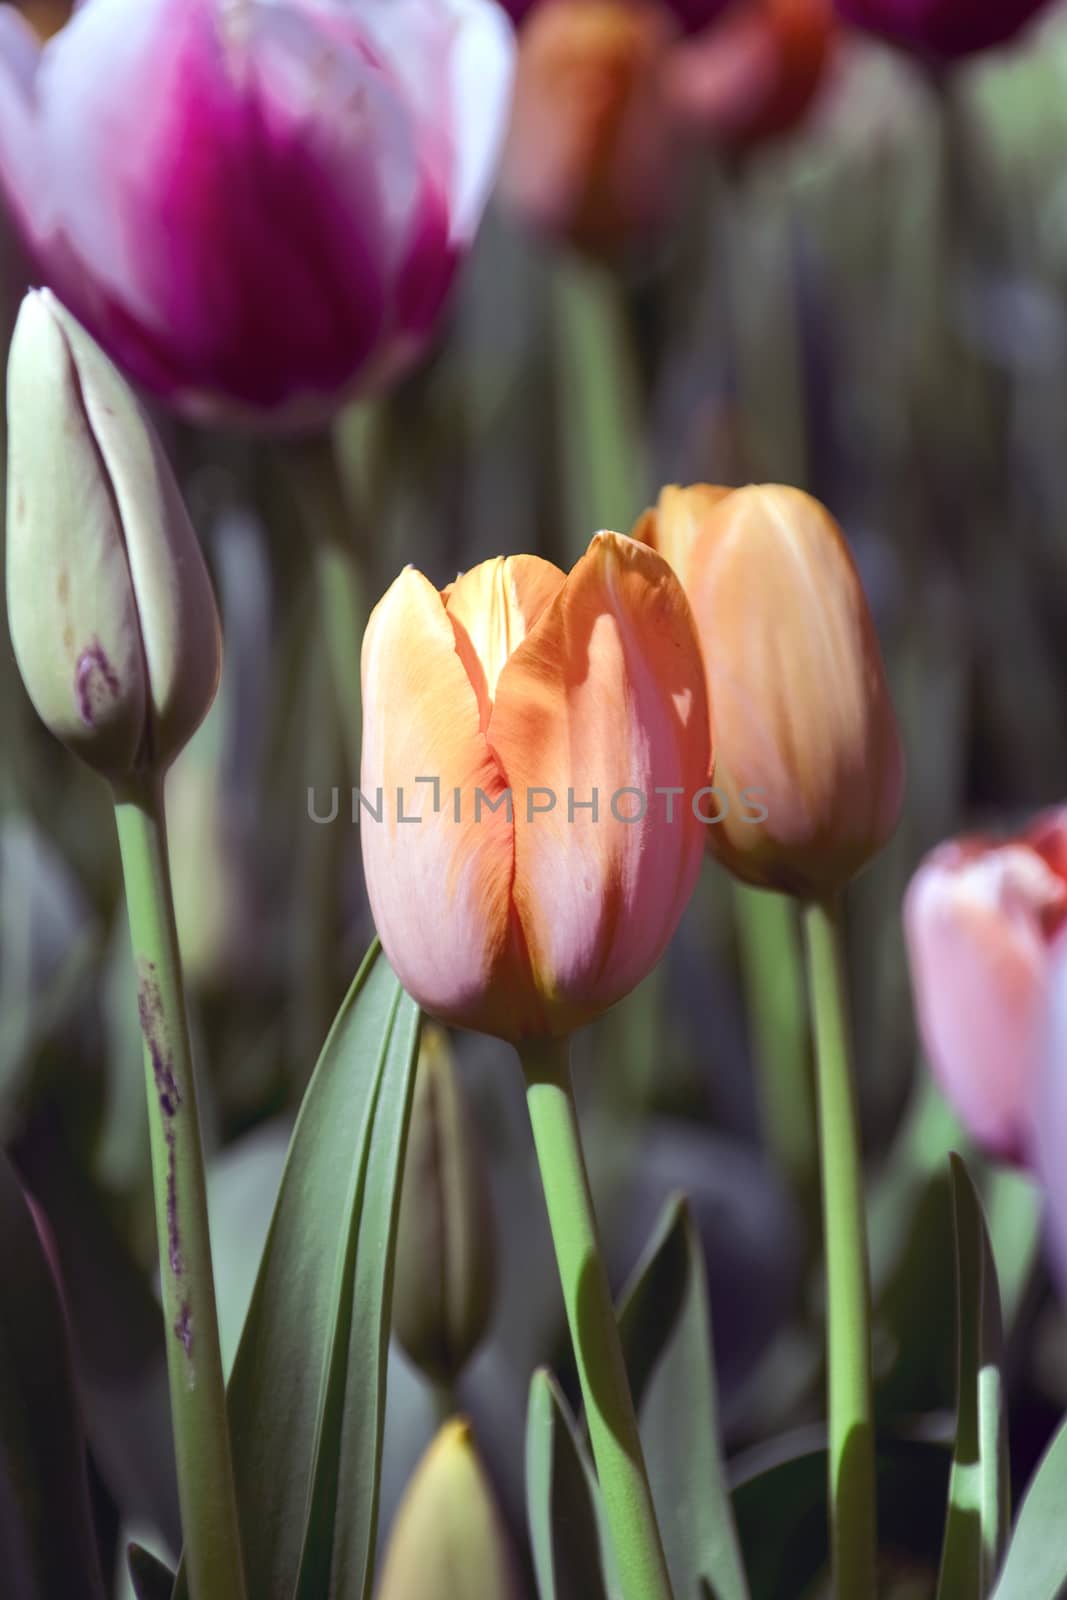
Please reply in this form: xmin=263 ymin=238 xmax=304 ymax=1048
xmin=0 ymin=0 xmax=516 ymax=427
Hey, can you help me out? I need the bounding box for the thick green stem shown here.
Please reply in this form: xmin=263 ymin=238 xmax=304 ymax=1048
xmin=286 ymin=433 xmax=367 ymax=785
xmin=734 ymin=883 xmax=818 ymax=1224
xmin=519 ymin=1037 xmax=674 ymax=1600
xmin=554 ymin=255 xmax=648 ymax=558
xmin=113 ymin=775 xmax=246 ymax=1600
xmin=803 ymin=898 xmax=876 ymax=1599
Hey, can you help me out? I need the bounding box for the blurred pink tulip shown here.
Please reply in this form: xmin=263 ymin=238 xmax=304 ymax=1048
xmin=1036 ymin=926 xmax=1067 ymax=1291
xmin=0 ymin=0 xmax=515 ymax=428
xmin=834 ymin=0 xmax=1055 ymax=61
xmin=904 ymin=809 xmax=1067 ymax=1166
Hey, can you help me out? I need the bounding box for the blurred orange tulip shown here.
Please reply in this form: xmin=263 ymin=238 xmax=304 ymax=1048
xmin=360 ymin=533 xmax=711 ymax=1042
xmin=667 ymin=0 xmax=836 ymax=149
xmin=905 ymin=810 xmax=1067 ymax=1166
xmin=499 ymin=0 xmax=683 ymax=255
xmin=634 ymin=482 xmax=903 ymax=898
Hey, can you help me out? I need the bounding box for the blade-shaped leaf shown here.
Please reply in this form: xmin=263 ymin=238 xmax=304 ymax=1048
xmin=989 ymin=1410 xmax=1067 ymax=1600
xmin=617 ymin=1193 xmax=749 ymax=1600
xmin=732 ymin=1433 xmax=951 ymax=1600
xmin=0 ymin=1149 xmax=107 ymax=1600
xmin=936 ymin=1154 xmax=1008 ymax=1600
xmin=173 ymin=942 xmax=420 ymax=1600
xmin=526 ymin=1368 xmax=612 ymax=1600
xmin=127 ymin=1543 xmax=175 ymax=1600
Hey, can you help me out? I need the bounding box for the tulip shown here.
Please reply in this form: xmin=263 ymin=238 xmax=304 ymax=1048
xmin=666 ymin=0 xmax=836 ymax=149
xmin=634 ymin=483 xmax=904 ymax=900
xmin=377 ymin=1420 xmax=521 ymax=1600
xmin=360 ymin=533 xmax=710 ymax=1041
xmin=904 ymin=809 xmax=1067 ymax=1166
xmin=498 ymin=0 xmax=684 ymax=255
xmin=5 ymin=289 xmax=220 ymax=779
xmin=392 ymin=1025 xmax=497 ymax=1386
xmin=1036 ymin=925 xmax=1067 ymax=1291
xmin=0 ymin=0 xmax=515 ymax=427
xmin=833 ymin=0 xmax=1054 ymax=61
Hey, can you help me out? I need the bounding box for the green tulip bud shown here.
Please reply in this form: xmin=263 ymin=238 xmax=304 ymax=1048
xmin=392 ymin=1025 xmax=497 ymax=1385
xmin=377 ymin=1420 xmax=520 ymax=1600
xmin=5 ymin=290 xmax=220 ymax=779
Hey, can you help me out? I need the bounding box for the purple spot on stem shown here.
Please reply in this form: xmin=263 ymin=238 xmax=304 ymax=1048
xmin=136 ymin=965 xmax=183 ymax=1278
xmin=165 ymin=1125 xmax=182 ymax=1278
xmin=174 ymin=1299 xmax=193 ymax=1357
xmin=75 ymin=639 xmax=120 ymax=727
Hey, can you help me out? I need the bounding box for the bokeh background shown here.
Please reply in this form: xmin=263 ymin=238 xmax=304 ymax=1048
xmin=3 ymin=0 xmax=1067 ymax=1594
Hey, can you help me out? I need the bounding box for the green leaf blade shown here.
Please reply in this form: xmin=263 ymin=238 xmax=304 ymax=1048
xmin=936 ymin=1153 xmax=1009 ymax=1600
xmin=526 ymin=1368 xmax=612 ymax=1600
xmin=0 ymin=1149 xmax=107 ymax=1600
xmin=617 ymin=1193 xmax=750 ymax=1600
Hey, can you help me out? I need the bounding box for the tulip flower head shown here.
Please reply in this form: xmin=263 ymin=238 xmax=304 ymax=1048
xmin=833 ymin=0 xmax=1055 ymax=62
xmin=635 ymin=482 xmax=903 ymax=900
xmin=360 ymin=534 xmax=711 ymax=1042
xmin=499 ymin=0 xmax=684 ymax=255
xmin=5 ymin=290 xmax=221 ymax=780
xmin=667 ymin=0 xmax=836 ymax=149
xmin=0 ymin=0 xmax=515 ymax=427
xmin=905 ymin=810 xmax=1067 ymax=1166
xmin=1036 ymin=924 xmax=1067 ymax=1291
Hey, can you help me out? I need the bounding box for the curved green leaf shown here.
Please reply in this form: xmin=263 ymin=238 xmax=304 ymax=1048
xmin=526 ymin=1368 xmax=612 ymax=1600
xmin=173 ymin=942 xmax=420 ymax=1600
xmin=732 ymin=1433 xmax=951 ymax=1600
xmin=989 ymin=1411 xmax=1067 ymax=1600
xmin=126 ymin=1543 xmax=175 ymax=1600
xmin=936 ymin=1154 xmax=1008 ymax=1600
xmin=0 ymin=1149 xmax=106 ymax=1600
xmin=617 ymin=1193 xmax=749 ymax=1600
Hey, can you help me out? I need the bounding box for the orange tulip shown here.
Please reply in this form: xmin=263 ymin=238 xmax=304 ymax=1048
xmin=905 ymin=810 xmax=1067 ymax=1166
xmin=498 ymin=0 xmax=683 ymax=256
xmin=633 ymin=482 xmax=903 ymax=898
xmin=360 ymin=533 xmax=711 ymax=1042
xmin=666 ymin=0 xmax=836 ymax=150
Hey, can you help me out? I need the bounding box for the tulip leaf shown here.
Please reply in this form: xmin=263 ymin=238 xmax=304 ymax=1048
xmin=617 ymin=1193 xmax=749 ymax=1600
xmin=732 ymin=1432 xmax=951 ymax=1599
xmin=989 ymin=1407 xmax=1067 ymax=1599
xmin=526 ymin=1368 xmax=613 ymax=1600
xmin=172 ymin=942 xmax=420 ymax=1600
xmin=936 ymin=1154 xmax=1009 ymax=1600
xmin=126 ymin=1543 xmax=175 ymax=1600
xmin=0 ymin=1148 xmax=107 ymax=1600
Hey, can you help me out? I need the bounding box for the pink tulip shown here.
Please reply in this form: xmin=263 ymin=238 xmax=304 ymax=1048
xmin=1036 ymin=926 xmax=1067 ymax=1291
xmin=0 ymin=0 xmax=515 ymax=428
xmin=904 ymin=809 xmax=1067 ymax=1165
xmin=833 ymin=0 xmax=1055 ymax=61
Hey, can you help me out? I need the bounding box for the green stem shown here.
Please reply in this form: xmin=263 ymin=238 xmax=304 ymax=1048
xmin=553 ymin=255 xmax=648 ymax=558
xmin=734 ymin=883 xmax=817 ymax=1225
xmin=518 ymin=1037 xmax=674 ymax=1600
xmin=113 ymin=774 xmax=247 ymax=1600
xmin=803 ymin=898 xmax=876 ymax=1599
xmin=286 ymin=433 xmax=367 ymax=785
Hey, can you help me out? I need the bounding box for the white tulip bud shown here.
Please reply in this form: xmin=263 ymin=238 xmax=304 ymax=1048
xmin=5 ymin=290 xmax=221 ymax=779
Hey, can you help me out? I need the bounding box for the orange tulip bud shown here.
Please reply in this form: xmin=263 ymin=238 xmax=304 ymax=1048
xmin=360 ymin=534 xmax=711 ymax=1042
xmin=499 ymin=0 xmax=683 ymax=255
xmin=905 ymin=810 xmax=1067 ymax=1167
xmin=634 ymin=482 xmax=903 ymax=898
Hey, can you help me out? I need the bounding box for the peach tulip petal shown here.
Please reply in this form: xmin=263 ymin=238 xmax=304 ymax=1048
xmin=446 ymin=554 xmax=564 ymax=728
xmin=631 ymin=482 xmax=732 ymax=591
xmin=487 ymin=532 xmax=710 ymax=1031
xmin=361 ymin=567 xmax=537 ymax=1036
xmin=905 ymin=840 xmax=1067 ymax=1165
